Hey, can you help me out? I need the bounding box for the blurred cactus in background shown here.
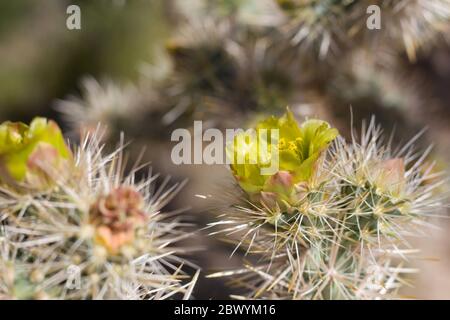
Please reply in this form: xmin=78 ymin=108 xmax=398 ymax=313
xmin=0 ymin=118 xmax=198 ymax=300
xmin=274 ymin=0 xmax=450 ymax=61
xmin=164 ymin=16 xmax=305 ymax=127
xmin=275 ymin=0 xmax=359 ymax=58
xmin=366 ymin=0 xmax=450 ymax=62
xmin=209 ymin=111 xmax=445 ymax=299
xmin=56 ymin=0 xmax=450 ymax=147
xmin=56 ymin=77 xmax=174 ymax=142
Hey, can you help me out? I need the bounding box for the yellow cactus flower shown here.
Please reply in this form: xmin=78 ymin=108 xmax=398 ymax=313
xmin=229 ymin=110 xmax=338 ymax=203
xmin=0 ymin=117 xmax=72 ymax=187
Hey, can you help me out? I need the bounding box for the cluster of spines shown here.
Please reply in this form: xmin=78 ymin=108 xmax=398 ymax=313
xmin=274 ymin=0 xmax=450 ymax=60
xmin=0 ymin=122 xmax=199 ymax=300
xmin=209 ymin=116 xmax=444 ymax=299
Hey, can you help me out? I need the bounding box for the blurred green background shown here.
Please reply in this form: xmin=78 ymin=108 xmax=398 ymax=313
xmin=0 ymin=0 xmax=169 ymax=122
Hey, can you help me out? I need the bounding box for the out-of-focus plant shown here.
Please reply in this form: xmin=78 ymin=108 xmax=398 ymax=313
xmin=0 ymin=118 xmax=199 ymax=300
xmin=275 ymin=0 xmax=359 ymax=58
xmin=274 ymin=0 xmax=450 ymax=61
xmin=175 ymin=0 xmax=282 ymax=26
xmin=164 ymin=16 xmax=305 ymax=127
xmin=314 ymin=50 xmax=427 ymax=142
xmin=56 ymin=77 xmax=177 ymax=142
xmin=58 ymin=14 xmax=305 ymax=142
xmin=209 ymin=110 xmax=445 ymax=299
xmin=369 ymin=0 xmax=450 ymax=62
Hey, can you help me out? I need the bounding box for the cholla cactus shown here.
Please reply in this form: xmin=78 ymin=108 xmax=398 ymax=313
xmin=275 ymin=0 xmax=358 ymax=58
xmin=0 ymin=118 xmax=199 ymax=300
xmin=56 ymin=77 xmax=175 ymax=142
xmin=174 ymin=0 xmax=282 ymax=26
xmin=57 ymin=19 xmax=237 ymax=141
xmin=169 ymin=19 xmax=241 ymax=125
xmin=209 ymin=110 xmax=445 ymax=299
xmin=165 ymin=15 xmax=305 ymax=127
xmin=0 ymin=235 xmax=16 ymax=299
xmin=368 ymin=0 xmax=450 ymax=62
xmin=0 ymin=233 xmax=38 ymax=300
xmin=56 ymin=9 xmax=303 ymax=139
xmin=56 ymin=77 xmax=142 ymax=138
xmin=275 ymin=0 xmax=450 ymax=60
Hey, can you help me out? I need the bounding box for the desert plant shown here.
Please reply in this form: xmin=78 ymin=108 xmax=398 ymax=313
xmin=0 ymin=118 xmax=199 ymax=300
xmin=58 ymin=14 xmax=305 ymax=141
xmin=164 ymin=15 xmax=306 ymax=126
xmin=56 ymin=77 xmax=178 ymax=142
xmin=274 ymin=0 xmax=450 ymax=61
xmin=208 ymin=110 xmax=445 ymax=299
